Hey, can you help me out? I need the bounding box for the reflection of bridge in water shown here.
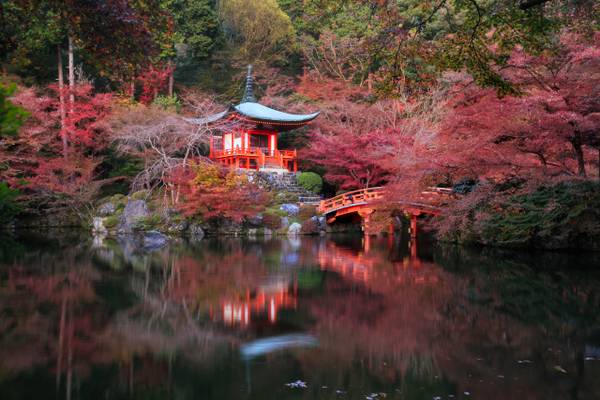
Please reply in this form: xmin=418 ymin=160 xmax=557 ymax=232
xmin=317 ymin=240 xmax=440 ymax=285
xmin=215 ymin=237 xmax=440 ymax=328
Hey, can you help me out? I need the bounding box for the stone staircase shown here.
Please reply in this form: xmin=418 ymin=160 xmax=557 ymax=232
xmin=250 ymin=170 xmax=322 ymax=204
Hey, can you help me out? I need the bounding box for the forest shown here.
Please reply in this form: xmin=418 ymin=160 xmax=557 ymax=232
xmin=1 ymin=0 xmax=599 ymax=249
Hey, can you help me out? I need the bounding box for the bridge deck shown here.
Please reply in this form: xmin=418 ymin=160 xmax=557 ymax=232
xmin=318 ymin=187 xmax=445 ymax=217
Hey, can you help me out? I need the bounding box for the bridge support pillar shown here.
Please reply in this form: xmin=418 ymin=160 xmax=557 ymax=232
xmin=409 ymin=213 xmax=418 ymax=239
xmin=358 ymin=208 xmax=374 ymax=236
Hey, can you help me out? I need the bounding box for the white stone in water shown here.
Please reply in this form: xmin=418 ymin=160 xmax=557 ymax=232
xmin=92 ymin=217 xmax=107 ymax=234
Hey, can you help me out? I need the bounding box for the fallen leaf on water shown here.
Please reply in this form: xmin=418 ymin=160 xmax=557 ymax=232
xmin=285 ymin=380 xmax=307 ymax=388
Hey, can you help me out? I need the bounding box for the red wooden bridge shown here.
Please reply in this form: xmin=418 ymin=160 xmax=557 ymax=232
xmin=318 ymin=186 xmax=452 ymax=237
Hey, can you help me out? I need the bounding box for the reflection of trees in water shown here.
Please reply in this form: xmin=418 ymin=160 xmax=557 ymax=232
xmin=0 ymin=249 xmax=104 ymax=400
xmin=304 ymin=237 xmax=600 ymax=399
xmin=1 ymin=234 xmax=599 ymax=399
xmin=432 ymin=245 xmax=600 ymax=400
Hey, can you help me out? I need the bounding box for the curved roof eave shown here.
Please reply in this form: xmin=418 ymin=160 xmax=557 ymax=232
xmin=184 ymin=108 xmax=231 ymax=125
xmin=234 ymin=102 xmax=320 ymax=123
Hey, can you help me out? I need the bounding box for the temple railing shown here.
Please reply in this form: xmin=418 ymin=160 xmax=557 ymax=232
xmin=211 ymin=147 xmax=297 ymax=171
xmin=212 ymin=148 xmax=297 ymax=159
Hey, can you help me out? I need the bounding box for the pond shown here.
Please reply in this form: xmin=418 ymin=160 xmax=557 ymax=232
xmin=0 ymin=232 xmax=599 ymax=400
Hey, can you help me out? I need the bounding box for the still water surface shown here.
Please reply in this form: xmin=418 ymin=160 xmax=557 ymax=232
xmin=0 ymin=232 xmax=599 ymax=400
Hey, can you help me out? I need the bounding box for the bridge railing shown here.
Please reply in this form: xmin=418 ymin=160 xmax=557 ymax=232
xmin=318 ymin=186 xmax=455 ymax=215
xmin=318 ymin=187 xmax=385 ymax=214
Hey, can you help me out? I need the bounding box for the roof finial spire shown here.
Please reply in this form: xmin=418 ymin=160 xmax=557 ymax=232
xmin=241 ymin=64 xmax=256 ymax=103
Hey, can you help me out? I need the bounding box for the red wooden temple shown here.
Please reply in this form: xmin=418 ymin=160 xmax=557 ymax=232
xmin=191 ymin=65 xmax=319 ymax=172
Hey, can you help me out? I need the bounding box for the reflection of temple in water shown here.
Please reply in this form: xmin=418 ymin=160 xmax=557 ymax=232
xmin=217 ymin=281 xmax=298 ymax=327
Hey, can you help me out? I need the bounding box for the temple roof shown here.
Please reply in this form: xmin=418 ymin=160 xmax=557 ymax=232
xmin=189 ymin=65 xmax=319 ymax=129
xmin=234 ymin=102 xmax=320 ymax=123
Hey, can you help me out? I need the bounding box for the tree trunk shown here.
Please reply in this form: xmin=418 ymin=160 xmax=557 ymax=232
xmin=68 ymin=36 xmax=75 ymax=113
xmin=168 ymin=62 xmax=174 ymax=97
xmin=598 ymin=148 xmax=600 ymax=182
xmin=130 ymin=79 xmax=135 ymax=102
xmin=57 ymin=44 xmax=67 ymax=157
xmin=571 ymin=135 xmax=586 ymax=177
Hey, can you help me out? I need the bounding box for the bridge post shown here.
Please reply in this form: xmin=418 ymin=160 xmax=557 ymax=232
xmin=409 ymin=213 xmax=418 ymax=239
xmin=358 ymin=209 xmax=374 ymax=236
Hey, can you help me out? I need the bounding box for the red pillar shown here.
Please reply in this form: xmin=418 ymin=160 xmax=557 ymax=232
xmin=410 ymin=214 xmax=418 ymax=239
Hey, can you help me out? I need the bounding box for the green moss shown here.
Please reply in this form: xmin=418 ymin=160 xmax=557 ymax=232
xmin=130 ymin=190 xmax=148 ymax=201
xmin=274 ymin=191 xmax=299 ymax=204
xmin=265 ymin=206 xmax=288 ymax=217
xmin=441 ymin=180 xmax=600 ymax=250
xmin=104 ymin=215 xmax=120 ymax=229
xmin=135 ymin=214 xmax=163 ymax=231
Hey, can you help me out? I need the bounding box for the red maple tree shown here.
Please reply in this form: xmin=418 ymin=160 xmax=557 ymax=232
xmin=169 ymin=162 xmax=270 ymax=223
xmin=439 ymin=31 xmax=600 ymax=181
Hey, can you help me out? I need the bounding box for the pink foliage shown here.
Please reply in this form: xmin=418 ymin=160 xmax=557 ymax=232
xmin=302 ymin=129 xmax=396 ymax=190
xmin=439 ymin=31 xmax=600 ymax=180
xmin=2 ymin=84 xmax=112 ymax=201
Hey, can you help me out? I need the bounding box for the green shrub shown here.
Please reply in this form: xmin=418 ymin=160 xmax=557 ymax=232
xmin=297 ymin=172 xmax=322 ymax=194
xmin=0 ymin=182 xmax=21 ymax=224
xmin=1 ymin=83 xmax=29 ymax=137
xmin=152 ymin=95 xmax=181 ymax=112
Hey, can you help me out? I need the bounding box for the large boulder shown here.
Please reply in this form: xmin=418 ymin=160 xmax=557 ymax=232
xmin=98 ymin=202 xmax=116 ymax=216
xmin=280 ymin=203 xmax=300 ymax=216
xmin=167 ymin=219 xmax=189 ymax=234
xmin=189 ymin=224 xmax=205 ymax=241
xmin=119 ymin=200 xmax=148 ymax=233
xmin=288 ymin=222 xmax=302 ymax=236
xmin=143 ymin=231 xmax=168 ymax=250
xmin=301 ymin=218 xmax=320 ymax=235
xmin=318 ymin=216 xmax=327 ymax=230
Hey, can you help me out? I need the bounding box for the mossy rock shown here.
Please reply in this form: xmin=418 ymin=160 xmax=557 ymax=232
xmin=104 ymin=215 xmax=120 ymax=229
xmin=274 ymin=192 xmax=300 ymax=204
xmin=134 ymin=214 xmax=164 ymax=231
xmin=265 ymin=206 xmax=288 ymax=218
xmin=130 ymin=190 xmax=149 ymax=201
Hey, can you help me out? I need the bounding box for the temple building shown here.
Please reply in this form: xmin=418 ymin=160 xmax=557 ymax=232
xmin=193 ymin=66 xmax=319 ymax=172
